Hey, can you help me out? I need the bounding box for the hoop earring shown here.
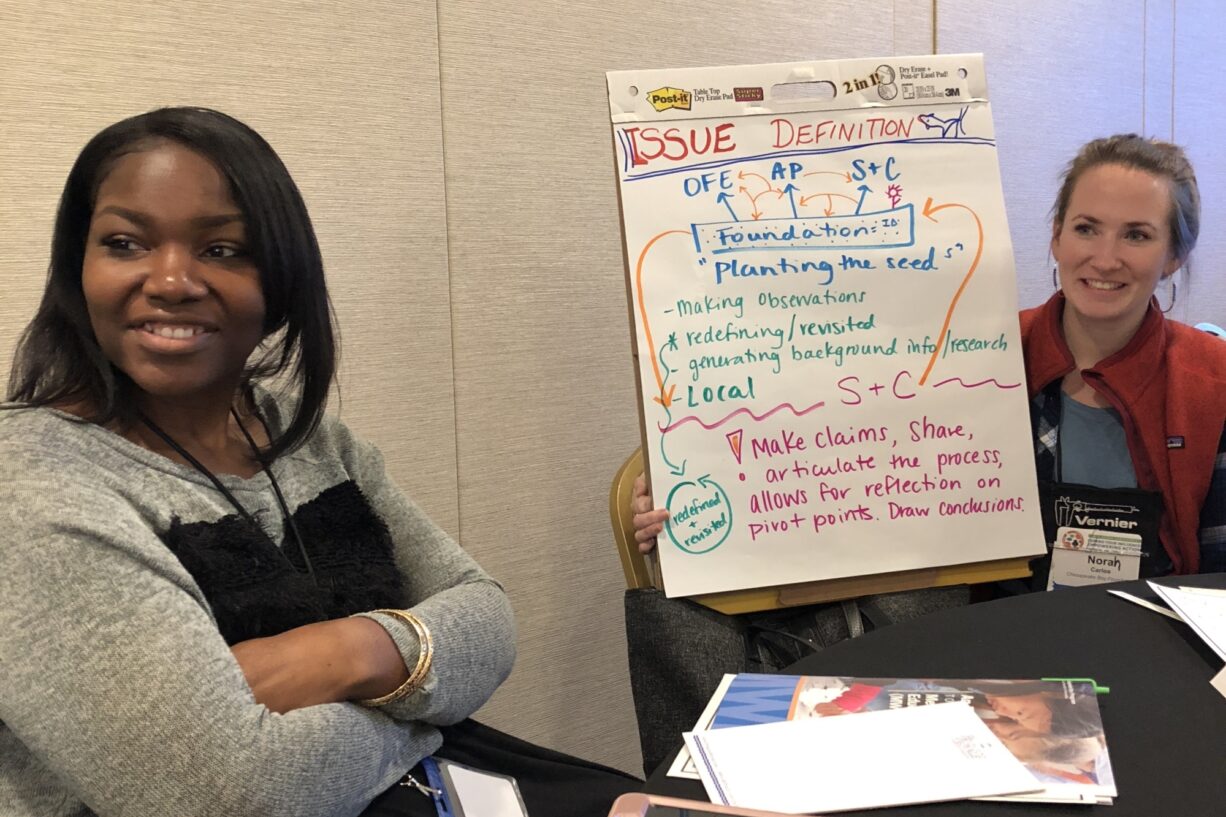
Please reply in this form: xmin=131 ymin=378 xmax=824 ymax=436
xmin=1160 ymin=278 xmax=1177 ymax=314
xmin=1051 ymin=264 xmax=1059 ymax=289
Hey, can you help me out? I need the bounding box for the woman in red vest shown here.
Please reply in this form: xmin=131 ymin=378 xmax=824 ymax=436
xmin=1020 ymin=134 xmax=1226 ymax=583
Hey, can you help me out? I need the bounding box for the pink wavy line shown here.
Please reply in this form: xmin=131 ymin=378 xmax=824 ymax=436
xmin=659 ymin=400 xmax=827 ymax=433
xmin=932 ymin=376 xmax=1022 ymax=390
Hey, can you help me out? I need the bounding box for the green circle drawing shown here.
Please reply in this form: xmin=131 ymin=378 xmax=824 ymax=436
xmin=664 ymin=475 xmax=733 ymax=554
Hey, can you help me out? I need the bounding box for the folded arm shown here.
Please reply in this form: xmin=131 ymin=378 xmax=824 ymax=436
xmin=0 ymin=477 xmax=431 ymax=817
xmin=335 ymin=431 xmax=517 ymax=724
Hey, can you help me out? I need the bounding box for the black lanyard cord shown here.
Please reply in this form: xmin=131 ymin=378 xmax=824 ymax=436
xmin=232 ymin=410 xmax=317 ymax=585
xmin=136 ymin=406 xmax=318 ymax=584
xmin=1054 ymin=419 xmax=1064 ymax=483
xmin=1052 ymin=387 xmax=1065 ymax=483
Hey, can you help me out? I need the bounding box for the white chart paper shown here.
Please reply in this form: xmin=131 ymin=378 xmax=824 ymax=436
xmin=609 ymin=55 xmax=1045 ymax=597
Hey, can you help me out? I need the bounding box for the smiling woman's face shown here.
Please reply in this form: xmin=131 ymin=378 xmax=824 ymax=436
xmin=1052 ymin=162 xmax=1180 ymax=332
xmin=82 ymin=142 xmax=265 ymax=403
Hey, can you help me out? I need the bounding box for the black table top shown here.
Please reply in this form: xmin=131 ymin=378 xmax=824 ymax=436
xmin=645 ymin=575 xmax=1226 ymax=816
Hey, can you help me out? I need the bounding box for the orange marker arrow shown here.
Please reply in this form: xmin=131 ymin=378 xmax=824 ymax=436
xmin=804 ymin=170 xmax=853 ymax=183
xmin=918 ymin=197 xmax=985 ymax=386
xmin=799 ymin=192 xmax=856 ymax=208
xmin=737 ymin=186 xmax=769 ymax=220
xmin=743 ymin=188 xmax=779 ymax=208
xmin=737 ymin=170 xmax=776 ymax=194
xmin=635 ymin=229 xmax=691 ymax=406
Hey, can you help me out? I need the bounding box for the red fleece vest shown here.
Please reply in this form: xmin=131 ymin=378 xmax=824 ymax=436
xmin=1020 ymin=293 xmax=1226 ymax=573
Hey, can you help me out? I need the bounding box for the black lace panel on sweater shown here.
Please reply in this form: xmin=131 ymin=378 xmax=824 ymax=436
xmin=159 ymin=480 xmax=405 ymax=644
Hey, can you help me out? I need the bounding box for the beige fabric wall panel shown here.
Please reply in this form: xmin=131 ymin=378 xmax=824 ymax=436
xmin=0 ymin=2 xmax=459 ymax=529
xmin=1173 ymin=0 xmax=1226 ymax=327
xmin=439 ymin=0 xmax=935 ymax=774
xmin=938 ymin=1 xmax=1149 ymax=311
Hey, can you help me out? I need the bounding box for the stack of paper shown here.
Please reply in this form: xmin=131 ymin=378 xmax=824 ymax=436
xmin=673 ymin=674 xmax=1117 ymax=806
xmin=684 ymin=702 xmax=1039 ymax=813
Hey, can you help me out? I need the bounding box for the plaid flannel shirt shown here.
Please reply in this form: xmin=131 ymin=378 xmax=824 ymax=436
xmin=1031 ymin=382 xmax=1226 ymax=573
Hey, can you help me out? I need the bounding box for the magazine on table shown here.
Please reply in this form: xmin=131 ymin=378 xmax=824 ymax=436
xmin=669 ymin=674 xmax=1116 ymax=805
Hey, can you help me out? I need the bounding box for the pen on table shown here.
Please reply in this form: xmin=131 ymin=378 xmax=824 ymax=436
xmin=1041 ymin=677 xmax=1111 ymax=694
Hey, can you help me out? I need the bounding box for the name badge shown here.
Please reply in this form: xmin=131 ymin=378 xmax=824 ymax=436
xmin=420 ymin=757 xmax=530 ymax=817
xmin=1047 ymin=526 xmax=1142 ymax=590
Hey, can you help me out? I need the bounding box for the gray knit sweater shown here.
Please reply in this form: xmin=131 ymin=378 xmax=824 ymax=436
xmin=0 ymin=399 xmax=516 ymax=817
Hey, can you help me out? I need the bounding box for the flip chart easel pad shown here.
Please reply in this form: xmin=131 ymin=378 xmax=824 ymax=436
xmin=608 ymin=55 xmax=1045 ymax=598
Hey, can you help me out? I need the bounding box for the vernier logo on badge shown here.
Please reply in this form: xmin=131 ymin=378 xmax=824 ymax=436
xmin=1074 ymin=515 xmax=1139 ymax=530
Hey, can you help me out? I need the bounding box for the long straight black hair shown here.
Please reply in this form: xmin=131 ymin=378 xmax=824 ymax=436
xmin=6 ymin=107 xmax=336 ymax=460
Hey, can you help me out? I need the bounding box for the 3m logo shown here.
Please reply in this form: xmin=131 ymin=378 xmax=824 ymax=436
xmin=647 ymin=87 xmax=692 ymax=112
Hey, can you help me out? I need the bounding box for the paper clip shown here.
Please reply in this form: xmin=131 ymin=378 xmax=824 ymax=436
xmin=400 ymin=774 xmax=442 ymax=797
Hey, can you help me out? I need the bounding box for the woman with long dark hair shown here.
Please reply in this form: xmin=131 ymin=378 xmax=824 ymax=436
xmin=0 ymin=107 xmax=636 ymax=816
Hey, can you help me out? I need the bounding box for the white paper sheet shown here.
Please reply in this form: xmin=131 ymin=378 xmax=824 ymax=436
xmin=1107 ymin=588 xmax=1184 ymax=621
xmin=684 ymin=702 xmax=1039 ymax=813
xmin=1149 ymin=582 xmax=1226 ymax=661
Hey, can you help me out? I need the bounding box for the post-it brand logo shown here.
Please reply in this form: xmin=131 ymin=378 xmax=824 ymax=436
xmin=647 ymin=87 xmax=692 ymax=112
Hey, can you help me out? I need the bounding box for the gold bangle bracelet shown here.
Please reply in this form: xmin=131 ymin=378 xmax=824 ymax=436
xmin=358 ymin=609 xmax=435 ymax=707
